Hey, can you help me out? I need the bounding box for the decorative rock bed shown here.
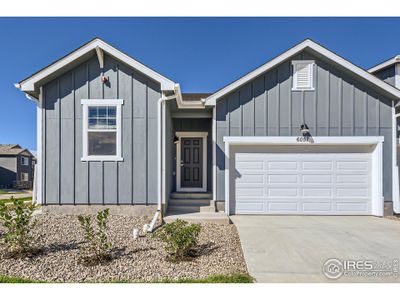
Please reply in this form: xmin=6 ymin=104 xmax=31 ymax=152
xmin=0 ymin=213 xmax=247 ymax=283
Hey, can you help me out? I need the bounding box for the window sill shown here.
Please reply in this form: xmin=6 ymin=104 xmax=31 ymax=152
xmin=292 ymin=88 xmax=315 ymax=91
xmin=81 ymin=156 xmax=124 ymax=162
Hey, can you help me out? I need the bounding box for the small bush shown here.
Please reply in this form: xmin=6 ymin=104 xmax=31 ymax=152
xmin=153 ymin=219 xmax=201 ymax=262
xmin=0 ymin=197 xmax=37 ymax=257
xmin=78 ymin=209 xmax=112 ymax=265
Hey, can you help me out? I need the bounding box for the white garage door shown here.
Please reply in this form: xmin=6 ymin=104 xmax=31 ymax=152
xmin=234 ymin=150 xmax=372 ymax=215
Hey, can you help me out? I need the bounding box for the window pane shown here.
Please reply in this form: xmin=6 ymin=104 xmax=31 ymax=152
xmin=88 ymin=132 xmax=116 ymax=156
xmin=87 ymin=105 xmax=117 ymax=130
xmin=108 ymin=106 xmax=116 ymax=117
xmin=88 ymin=107 xmax=98 ymax=118
xmin=98 ymin=107 xmax=107 ymax=117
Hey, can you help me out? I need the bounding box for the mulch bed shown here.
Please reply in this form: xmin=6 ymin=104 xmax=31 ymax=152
xmin=0 ymin=213 xmax=247 ymax=283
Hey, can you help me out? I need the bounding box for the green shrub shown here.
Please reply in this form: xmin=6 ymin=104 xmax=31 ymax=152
xmin=153 ymin=219 xmax=201 ymax=261
xmin=78 ymin=209 xmax=112 ymax=265
xmin=0 ymin=197 xmax=37 ymax=257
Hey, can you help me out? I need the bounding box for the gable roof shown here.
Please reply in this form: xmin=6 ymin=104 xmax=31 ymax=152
xmin=205 ymin=39 xmax=400 ymax=106
xmin=368 ymin=55 xmax=400 ymax=73
xmin=0 ymin=144 xmax=23 ymax=156
xmin=16 ymin=38 xmax=176 ymax=99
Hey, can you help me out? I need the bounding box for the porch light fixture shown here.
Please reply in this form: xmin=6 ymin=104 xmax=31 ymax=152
xmin=173 ymin=135 xmax=179 ymax=144
xmin=300 ymin=123 xmax=310 ymax=136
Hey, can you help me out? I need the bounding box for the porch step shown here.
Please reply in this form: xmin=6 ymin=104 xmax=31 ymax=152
xmin=169 ymin=198 xmax=212 ymax=207
xmin=170 ymin=192 xmax=212 ymax=200
xmin=167 ymin=204 xmax=216 ymax=214
xmin=164 ymin=212 xmax=230 ymax=225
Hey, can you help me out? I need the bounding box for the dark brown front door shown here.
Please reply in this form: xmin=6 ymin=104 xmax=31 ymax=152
xmin=181 ymin=137 xmax=202 ymax=188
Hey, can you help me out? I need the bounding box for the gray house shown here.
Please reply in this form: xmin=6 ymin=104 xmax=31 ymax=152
xmin=15 ymin=38 xmax=400 ymax=221
xmin=0 ymin=144 xmax=35 ymax=189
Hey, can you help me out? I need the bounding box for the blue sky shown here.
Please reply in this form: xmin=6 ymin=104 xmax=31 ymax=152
xmin=1 ymin=17 xmax=400 ymax=151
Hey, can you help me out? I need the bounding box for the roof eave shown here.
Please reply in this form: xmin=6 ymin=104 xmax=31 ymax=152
xmin=368 ymin=56 xmax=400 ymax=73
xmin=17 ymin=38 xmax=176 ymax=97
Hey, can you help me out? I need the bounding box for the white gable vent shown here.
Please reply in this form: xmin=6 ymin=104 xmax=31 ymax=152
xmin=292 ymin=60 xmax=315 ymax=90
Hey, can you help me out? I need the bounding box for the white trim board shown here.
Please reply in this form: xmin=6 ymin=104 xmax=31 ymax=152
xmin=175 ymin=131 xmax=208 ymax=192
xmin=17 ymin=38 xmax=176 ymax=95
xmin=223 ymin=136 xmax=384 ymax=217
xmin=206 ymin=39 xmax=400 ymax=105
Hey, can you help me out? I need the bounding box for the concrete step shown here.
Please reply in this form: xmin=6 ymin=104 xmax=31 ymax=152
xmin=167 ymin=204 xmax=215 ymax=214
xmin=170 ymin=192 xmax=212 ymax=199
xmin=164 ymin=212 xmax=230 ymax=225
xmin=169 ymin=198 xmax=212 ymax=207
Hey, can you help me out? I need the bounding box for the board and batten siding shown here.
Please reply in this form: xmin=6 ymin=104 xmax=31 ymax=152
xmin=42 ymin=53 xmax=161 ymax=205
xmin=216 ymin=50 xmax=394 ymax=202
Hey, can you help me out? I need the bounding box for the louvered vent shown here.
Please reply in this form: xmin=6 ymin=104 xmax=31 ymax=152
xmin=292 ymin=61 xmax=314 ymax=90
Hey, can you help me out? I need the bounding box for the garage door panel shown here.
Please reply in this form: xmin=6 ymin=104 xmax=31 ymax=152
xmin=268 ymin=188 xmax=299 ymax=197
xmin=268 ymin=174 xmax=298 ymax=184
xmin=236 ymin=201 xmax=264 ymax=213
xmin=234 ymin=150 xmax=372 ymax=215
xmin=236 ymin=187 xmax=264 ymax=197
xmin=267 ymin=161 xmax=298 ymax=171
xmin=336 ymin=202 xmax=370 ymax=212
xmin=267 ymin=202 xmax=298 ymax=212
xmin=302 ymin=188 xmax=332 ymax=197
xmin=236 ymin=174 xmax=265 ymax=184
xmin=302 ymin=161 xmax=333 ymax=171
xmin=336 ymin=174 xmax=369 ymax=184
xmin=302 ymin=202 xmax=333 ymax=212
xmin=302 ymin=174 xmax=332 ymax=184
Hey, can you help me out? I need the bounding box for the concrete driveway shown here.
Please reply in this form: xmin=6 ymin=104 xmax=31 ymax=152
xmin=231 ymin=216 xmax=400 ymax=283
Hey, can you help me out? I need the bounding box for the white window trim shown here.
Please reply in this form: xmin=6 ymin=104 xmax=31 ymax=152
xmin=291 ymin=60 xmax=315 ymax=91
xmin=176 ymin=131 xmax=208 ymax=192
xmin=21 ymin=156 xmax=29 ymax=166
xmin=81 ymin=99 xmax=124 ymax=162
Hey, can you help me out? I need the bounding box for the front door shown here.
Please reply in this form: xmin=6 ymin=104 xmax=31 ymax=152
xmin=180 ymin=137 xmax=203 ymax=188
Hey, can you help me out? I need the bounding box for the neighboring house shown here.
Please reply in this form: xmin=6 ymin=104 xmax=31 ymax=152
xmin=15 ymin=38 xmax=400 ymax=219
xmin=0 ymin=144 xmax=35 ymax=189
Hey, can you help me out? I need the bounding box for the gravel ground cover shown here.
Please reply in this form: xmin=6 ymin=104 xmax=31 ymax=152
xmin=0 ymin=213 xmax=247 ymax=283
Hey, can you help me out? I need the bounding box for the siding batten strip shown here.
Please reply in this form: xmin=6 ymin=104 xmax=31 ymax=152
xmin=86 ymin=62 xmax=90 ymax=205
xmin=72 ymin=71 xmax=76 ymax=205
xmin=339 ymin=78 xmax=343 ymax=135
xmin=43 ymin=87 xmax=47 ymax=205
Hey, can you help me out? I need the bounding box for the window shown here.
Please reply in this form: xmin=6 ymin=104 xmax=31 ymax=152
xmin=21 ymin=156 xmax=29 ymax=166
xmin=21 ymin=173 xmax=29 ymax=181
xmin=292 ymin=60 xmax=315 ymax=90
xmin=81 ymin=99 xmax=123 ymax=161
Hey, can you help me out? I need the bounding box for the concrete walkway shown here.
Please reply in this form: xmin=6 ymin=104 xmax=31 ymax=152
xmin=0 ymin=191 xmax=32 ymax=200
xmin=231 ymin=216 xmax=400 ymax=283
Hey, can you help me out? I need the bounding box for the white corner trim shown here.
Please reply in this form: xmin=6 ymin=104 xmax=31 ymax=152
xmin=35 ymin=93 xmax=43 ymax=205
xmin=206 ymin=39 xmax=400 ymax=106
xmin=80 ymin=99 xmax=123 ymax=162
xmin=368 ymin=55 xmax=400 ymax=74
xmin=19 ymin=38 xmax=176 ymax=93
xmin=223 ymin=136 xmax=384 ymax=217
xmin=212 ymin=107 xmax=217 ymax=201
xmin=176 ymin=131 xmax=208 ymax=192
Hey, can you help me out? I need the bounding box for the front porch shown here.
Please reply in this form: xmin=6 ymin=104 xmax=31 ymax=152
xmin=163 ymin=97 xmax=229 ymax=224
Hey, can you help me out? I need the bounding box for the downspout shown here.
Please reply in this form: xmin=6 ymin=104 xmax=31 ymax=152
xmin=393 ymin=110 xmax=400 ymax=214
xmin=147 ymin=85 xmax=179 ymax=232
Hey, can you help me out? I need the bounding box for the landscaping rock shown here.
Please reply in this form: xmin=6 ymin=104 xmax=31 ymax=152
xmin=0 ymin=213 xmax=247 ymax=282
